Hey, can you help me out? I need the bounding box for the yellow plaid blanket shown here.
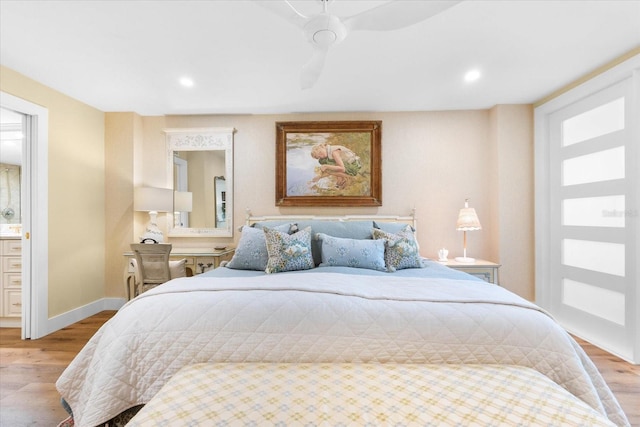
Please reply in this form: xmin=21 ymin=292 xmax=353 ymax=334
xmin=127 ymin=363 xmax=615 ymax=426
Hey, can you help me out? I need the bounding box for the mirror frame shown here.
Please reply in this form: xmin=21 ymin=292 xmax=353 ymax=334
xmin=164 ymin=127 xmax=235 ymax=237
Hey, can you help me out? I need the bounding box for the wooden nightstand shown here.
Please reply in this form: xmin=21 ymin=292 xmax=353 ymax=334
xmin=441 ymin=259 xmax=501 ymax=284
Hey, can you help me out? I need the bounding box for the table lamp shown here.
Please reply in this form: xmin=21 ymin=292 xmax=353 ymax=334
xmin=455 ymin=198 xmax=482 ymax=263
xmin=134 ymin=187 xmax=173 ymax=243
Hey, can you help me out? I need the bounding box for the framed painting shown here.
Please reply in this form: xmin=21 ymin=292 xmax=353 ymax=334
xmin=276 ymin=121 xmax=382 ymax=207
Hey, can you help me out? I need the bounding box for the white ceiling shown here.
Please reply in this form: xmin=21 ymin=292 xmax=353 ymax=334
xmin=1 ymin=0 xmax=639 ymax=116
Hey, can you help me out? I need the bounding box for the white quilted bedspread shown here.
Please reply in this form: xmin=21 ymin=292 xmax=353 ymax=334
xmin=56 ymin=272 xmax=629 ymax=427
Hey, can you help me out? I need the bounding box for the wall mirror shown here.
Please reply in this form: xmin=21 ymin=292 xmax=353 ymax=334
xmin=165 ymin=127 xmax=234 ymax=237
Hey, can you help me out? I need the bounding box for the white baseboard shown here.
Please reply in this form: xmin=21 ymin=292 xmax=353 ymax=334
xmin=102 ymin=297 xmax=127 ymax=311
xmin=46 ymin=297 xmax=126 ymax=335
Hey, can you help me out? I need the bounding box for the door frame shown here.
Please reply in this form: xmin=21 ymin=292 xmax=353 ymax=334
xmin=534 ymin=55 xmax=640 ymax=363
xmin=1 ymin=91 xmax=49 ymax=339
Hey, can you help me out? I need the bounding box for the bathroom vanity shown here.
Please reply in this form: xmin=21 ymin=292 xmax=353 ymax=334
xmin=0 ymin=236 xmax=21 ymax=326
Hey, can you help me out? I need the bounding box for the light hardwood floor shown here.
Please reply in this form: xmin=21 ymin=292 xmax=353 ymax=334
xmin=0 ymin=311 xmax=638 ymax=426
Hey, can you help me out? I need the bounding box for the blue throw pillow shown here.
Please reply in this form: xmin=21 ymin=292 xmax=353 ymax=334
xmin=226 ymin=223 xmax=294 ymax=271
xmin=317 ymin=233 xmax=386 ymax=271
xmin=297 ymin=220 xmax=375 ymax=265
xmin=264 ymin=226 xmax=314 ymax=274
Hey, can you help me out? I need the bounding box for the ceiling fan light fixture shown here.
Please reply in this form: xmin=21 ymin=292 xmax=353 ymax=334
xmin=313 ymin=29 xmax=337 ymax=47
xmin=304 ymin=13 xmax=347 ymax=47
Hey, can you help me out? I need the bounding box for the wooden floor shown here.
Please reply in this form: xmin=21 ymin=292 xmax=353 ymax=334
xmin=0 ymin=311 xmax=638 ymax=426
xmin=572 ymin=336 xmax=640 ymax=426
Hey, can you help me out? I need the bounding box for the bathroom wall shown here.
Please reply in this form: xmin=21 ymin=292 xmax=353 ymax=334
xmin=0 ymin=163 xmax=21 ymax=227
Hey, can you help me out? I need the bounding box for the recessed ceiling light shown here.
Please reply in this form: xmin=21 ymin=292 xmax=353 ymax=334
xmin=464 ymin=69 xmax=481 ymax=83
xmin=179 ymin=77 xmax=194 ymax=88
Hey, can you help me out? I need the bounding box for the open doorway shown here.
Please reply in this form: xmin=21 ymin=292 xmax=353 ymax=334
xmin=0 ymin=107 xmax=25 ymax=328
xmin=1 ymin=92 xmax=49 ymax=339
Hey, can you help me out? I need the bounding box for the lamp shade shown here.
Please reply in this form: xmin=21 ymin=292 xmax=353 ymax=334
xmin=174 ymin=191 xmax=193 ymax=212
xmin=455 ymin=199 xmax=482 ymax=263
xmin=134 ymin=187 xmax=173 ymax=213
xmin=456 ymin=200 xmax=482 ymax=231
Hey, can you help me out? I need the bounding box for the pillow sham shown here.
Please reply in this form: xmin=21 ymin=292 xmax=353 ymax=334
xmin=316 ymin=233 xmax=386 ymax=271
xmin=372 ymin=226 xmax=424 ymax=272
xmin=226 ymin=223 xmax=294 ymax=271
xmin=264 ymin=226 xmax=314 ymax=274
xmin=373 ymin=221 xmax=419 ymax=250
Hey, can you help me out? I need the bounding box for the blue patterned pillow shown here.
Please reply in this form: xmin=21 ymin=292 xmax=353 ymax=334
xmin=372 ymin=226 xmax=424 ymax=272
xmin=316 ymin=233 xmax=386 ymax=271
xmin=226 ymin=224 xmax=294 ymax=271
xmin=264 ymin=226 xmax=314 ymax=274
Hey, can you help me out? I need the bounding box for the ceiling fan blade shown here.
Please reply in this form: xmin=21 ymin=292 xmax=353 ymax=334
xmin=344 ymin=0 xmax=462 ymax=32
xmin=300 ymin=46 xmax=328 ymax=89
xmin=252 ymin=0 xmax=308 ymax=28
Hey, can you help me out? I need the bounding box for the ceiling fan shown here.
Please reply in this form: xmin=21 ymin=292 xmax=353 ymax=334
xmin=255 ymin=0 xmax=462 ymax=89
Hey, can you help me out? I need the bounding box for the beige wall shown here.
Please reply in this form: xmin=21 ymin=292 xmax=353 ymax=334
xmin=490 ymin=105 xmax=535 ymax=300
xmin=104 ymin=113 xmax=137 ymax=299
xmin=105 ymin=114 xmax=175 ymax=298
xmin=1 ymin=66 xmax=106 ymax=317
xmin=156 ymin=112 xmax=493 ymax=258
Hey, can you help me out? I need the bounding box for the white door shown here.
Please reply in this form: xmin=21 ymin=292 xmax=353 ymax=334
xmin=535 ymin=58 xmax=639 ymax=364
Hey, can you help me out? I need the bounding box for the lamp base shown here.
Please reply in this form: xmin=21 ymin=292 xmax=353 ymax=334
xmin=140 ymin=211 xmax=164 ymax=243
xmin=454 ymin=256 xmax=476 ymax=264
xmin=140 ymin=229 xmax=164 ymax=244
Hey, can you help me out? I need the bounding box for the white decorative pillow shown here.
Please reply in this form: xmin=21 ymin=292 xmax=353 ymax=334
xmin=169 ymin=259 xmax=187 ymax=278
xmin=372 ymin=226 xmax=424 ymax=272
xmin=227 ymin=224 xmax=294 ymax=271
xmin=264 ymin=226 xmax=314 ymax=274
xmin=316 ymin=233 xmax=386 ymax=271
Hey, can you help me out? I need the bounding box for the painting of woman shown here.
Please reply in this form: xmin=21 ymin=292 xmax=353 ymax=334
xmin=285 ymin=132 xmax=371 ymax=197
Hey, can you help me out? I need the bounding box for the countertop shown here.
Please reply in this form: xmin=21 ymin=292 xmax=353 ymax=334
xmin=0 ymin=235 xmax=20 ymax=240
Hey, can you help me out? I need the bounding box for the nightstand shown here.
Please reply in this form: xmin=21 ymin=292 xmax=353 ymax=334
xmin=441 ymin=259 xmax=501 ymax=284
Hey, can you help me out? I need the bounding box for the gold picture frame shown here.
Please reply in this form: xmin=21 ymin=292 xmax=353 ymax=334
xmin=276 ymin=121 xmax=382 ymax=207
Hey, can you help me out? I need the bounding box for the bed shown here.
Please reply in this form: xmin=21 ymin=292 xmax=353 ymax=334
xmin=56 ymin=215 xmax=630 ymax=427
